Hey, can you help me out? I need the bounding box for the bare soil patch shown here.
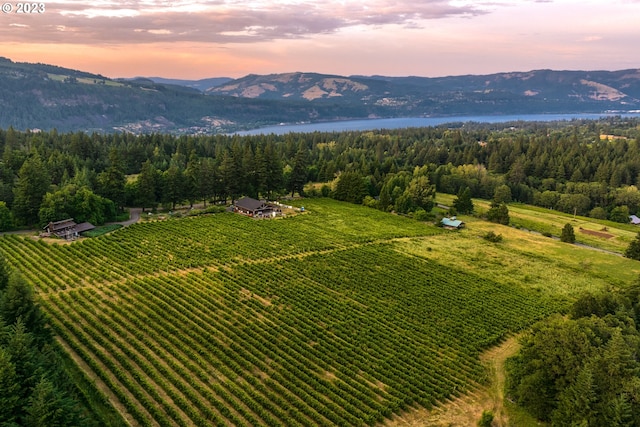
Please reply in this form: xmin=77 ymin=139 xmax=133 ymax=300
xmin=579 ymin=227 xmax=614 ymax=239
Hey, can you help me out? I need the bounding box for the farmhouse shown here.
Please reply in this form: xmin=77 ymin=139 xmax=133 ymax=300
xmin=44 ymin=218 xmax=95 ymax=240
xmin=233 ymin=197 xmax=281 ymax=218
xmin=441 ymin=217 xmax=465 ymax=230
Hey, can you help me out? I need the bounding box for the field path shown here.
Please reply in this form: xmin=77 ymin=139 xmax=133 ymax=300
xmin=114 ymin=207 xmax=142 ymax=227
xmin=384 ymin=336 xmax=521 ymax=427
xmin=478 ymin=336 xmax=521 ymax=426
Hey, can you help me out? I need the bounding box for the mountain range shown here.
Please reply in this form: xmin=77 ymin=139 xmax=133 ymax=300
xmin=1 ymin=56 xmax=639 ymax=134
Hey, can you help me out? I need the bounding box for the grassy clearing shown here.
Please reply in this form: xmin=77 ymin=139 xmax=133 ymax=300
xmin=81 ymin=224 xmax=123 ymax=238
xmin=47 ymin=73 xmax=125 ymax=87
xmin=399 ymin=216 xmax=640 ymax=298
xmin=436 ymin=193 xmax=639 ymax=254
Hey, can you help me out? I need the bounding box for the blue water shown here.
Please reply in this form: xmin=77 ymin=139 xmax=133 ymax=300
xmin=236 ymin=113 xmax=640 ymax=135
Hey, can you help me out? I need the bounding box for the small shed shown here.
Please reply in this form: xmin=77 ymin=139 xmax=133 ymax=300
xmin=630 ymin=215 xmax=640 ymax=225
xmin=441 ymin=217 xmax=465 ymax=230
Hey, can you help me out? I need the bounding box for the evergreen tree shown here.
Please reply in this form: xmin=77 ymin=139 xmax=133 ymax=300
xmin=96 ymin=148 xmax=126 ymax=211
xmin=137 ymin=160 xmax=159 ymax=212
xmin=561 ymin=223 xmax=576 ymax=243
xmin=12 ymin=151 xmax=51 ymax=225
xmin=487 ymin=202 xmax=510 ymax=225
xmin=25 ymin=377 xmax=82 ymax=427
xmin=0 ymin=253 xmax=9 ymax=292
xmin=263 ymin=141 xmax=283 ymax=199
xmin=4 ymin=319 xmax=40 ymax=410
xmin=625 ymin=232 xmax=640 ymax=261
xmin=507 ymin=292 xmax=640 ymax=426
xmin=288 ymin=142 xmax=308 ymax=197
xmin=452 ymin=187 xmax=474 ymax=214
xmin=220 ymin=150 xmax=242 ymax=203
xmin=183 ymin=151 xmax=200 ymax=207
xmin=406 ymin=175 xmax=436 ymax=212
xmin=0 ymin=272 xmax=47 ymax=341
xmin=0 ymin=201 xmax=13 ymax=232
xmin=333 ymin=171 xmax=368 ymax=204
xmin=199 ymin=157 xmax=219 ymax=205
xmin=551 ymin=367 xmax=596 ymax=426
xmin=163 ymin=164 xmax=185 ymax=210
xmin=254 ymin=146 xmax=268 ymax=198
xmin=0 ymin=348 xmax=20 ymax=425
xmin=242 ymin=144 xmax=257 ymax=198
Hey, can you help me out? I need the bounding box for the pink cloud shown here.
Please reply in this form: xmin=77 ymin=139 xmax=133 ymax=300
xmin=1 ymin=0 xmax=486 ymax=44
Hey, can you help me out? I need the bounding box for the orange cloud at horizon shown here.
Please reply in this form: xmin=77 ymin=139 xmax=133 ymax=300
xmin=2 ymin=1 xmax=640 ymax=80
xmin=3 ymin=42 xmax=269 ymax=79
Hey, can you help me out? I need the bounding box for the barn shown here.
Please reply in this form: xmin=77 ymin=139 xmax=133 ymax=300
xmin=44 ymin=219 xmax=95 ymax=240
xmin=233 ymin=197 xmax=281 ymax=218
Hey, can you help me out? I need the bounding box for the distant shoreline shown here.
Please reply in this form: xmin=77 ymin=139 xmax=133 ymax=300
xmin=236 ymin=112 xmax=640 ymax=136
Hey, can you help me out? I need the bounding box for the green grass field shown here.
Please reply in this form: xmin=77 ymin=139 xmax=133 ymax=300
xmin=437 ymin=193 xmax=640 ymax=254
xmin=1 ymin=198 xmax=637 ymax=426
xmin=47 ymin=73 xmax=125 ymax=87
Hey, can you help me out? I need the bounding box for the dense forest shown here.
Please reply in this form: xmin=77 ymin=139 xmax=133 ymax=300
xmin=0 ymin=255 xmax=97 ymax=426
xmin=1 ymin=117 xmax=640 ymax=229
xmin=507 ymin=285 xmax=640 ymax=426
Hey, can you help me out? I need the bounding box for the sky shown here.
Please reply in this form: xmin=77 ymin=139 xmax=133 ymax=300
xmin=1 ymin=0 xmax=639 ymax=79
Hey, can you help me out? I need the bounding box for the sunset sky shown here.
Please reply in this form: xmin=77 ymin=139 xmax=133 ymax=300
xmin=2 ymin=0 xmax=639 ymax=79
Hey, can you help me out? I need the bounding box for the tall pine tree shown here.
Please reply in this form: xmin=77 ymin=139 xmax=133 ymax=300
xmin=452 ymin=187 xmax=473 ymax=214
xmin=12 ymin=151 xmax=51 ymax=225
xmin=625 ymin=232 xmax=640 ymax=260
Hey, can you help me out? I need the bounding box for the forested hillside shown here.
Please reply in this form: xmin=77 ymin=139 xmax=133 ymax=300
xmin=1 ymin=117 xmax=640 ymax=230
xmin=2 ymin=57 xmax=640 ymax=133
xmin=209 ymin=69 xmax=640 ymax=112
xmin=0 ymin=58 xmax=356 ymax=134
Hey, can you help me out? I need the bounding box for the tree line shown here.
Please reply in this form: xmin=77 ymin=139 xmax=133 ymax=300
xmin=506 ymin=283 xmax=640 ymax=425
xmin=1 ymin=117 xmax=640 ymax=229
xmin=0 ymin=255 xmax=98 ymax=426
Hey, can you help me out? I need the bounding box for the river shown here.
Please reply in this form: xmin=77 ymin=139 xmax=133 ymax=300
xmin=236 ymin=113 xmax=640 ymax=136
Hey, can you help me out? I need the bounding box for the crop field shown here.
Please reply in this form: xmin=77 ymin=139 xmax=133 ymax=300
xmin=0 ymin=199 xmax=614 ymax=426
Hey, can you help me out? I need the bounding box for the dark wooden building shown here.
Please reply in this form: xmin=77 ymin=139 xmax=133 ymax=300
xmin=233 ymin=197 xmax=280 ymax=218
xmin=44 ymin=219 xmax=95 ymax=240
